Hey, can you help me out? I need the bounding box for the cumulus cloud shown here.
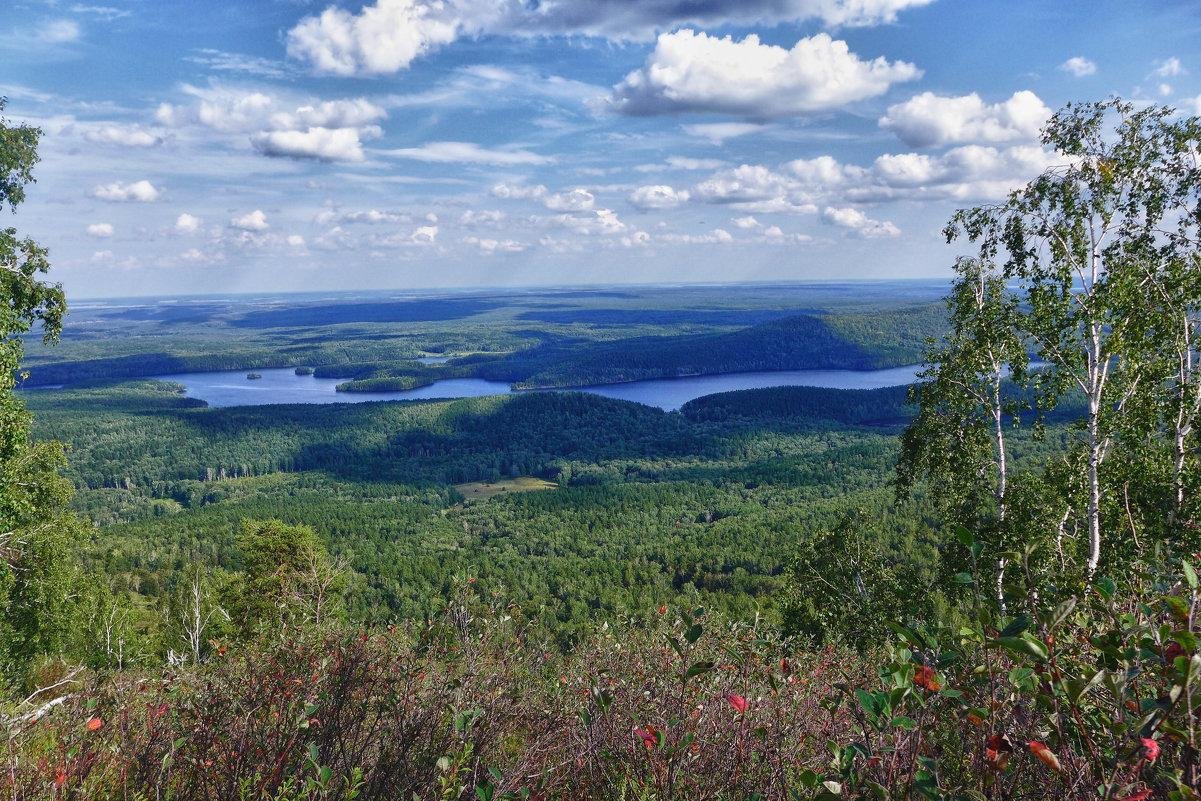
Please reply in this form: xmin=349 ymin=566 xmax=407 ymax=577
xmin=409 ymin=224 xmax=439 ymax=243
xmin=629 ymin=185 xmax=690 ymax=209
xmin=491 ymin=182 xmax=549 ymax=200
xmin=682 ymin=122 xmax=768 ymax=144
xmin=544 ymin=188 xmax=596 ymax=212
xmin=611 ymin=30 xmax=920 ymax=118
xmin=86 ymin=223 xmax=114 ymax=238
xmin=163 ymin=86 xmax=388 ymax=163
xmin=823 ymin=206 xmax=899 ymax=237
xmin=268 ymin=98 xmax=386 ymax=130
xmin=252 ymin=126 xmax=379 ymax=162
xmin=383 ymin=141 xmax=552 ymax=165
xmin=459 ymin=209 xmax=506 ymax=226
xmin=284 ymin=0 xmax=935 ymax=76
xmin=553 ymin=208 xmax=627 ymax=235
xmin=464 ymin=236 xmax=525 ymax=253
xmin=287 ymin=0 xmax=466 ymax=75
xmin=660 ymin=228 xmax=734 ymax=244
xmin=92 ymin=180 xmax=160 ymax=202
xmin=286 ymin=234 xmax=307 ymax=247
xmin=1060 ymin=57 xmax=1096 ymax=77
xmin=175 ymin=213 xmax=202 ymax=233
xmin=82 ymin=124 xmax=161 ymax=148
xmin=315 ymin=208 xmax=411 ymax=225
xmin=231 ymin=210 xmax=269 ymax=231
xmin=879 ymin=90 xmax=1051 ymax=147
xmin=732 ymin=216 xmax=761 ymax=229
xmin=693 ymin=164 xmax=812 ymax=212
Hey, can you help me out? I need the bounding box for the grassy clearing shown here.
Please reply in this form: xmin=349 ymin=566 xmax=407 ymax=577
xmin=453 ymin=476 xmax=558 ymax=501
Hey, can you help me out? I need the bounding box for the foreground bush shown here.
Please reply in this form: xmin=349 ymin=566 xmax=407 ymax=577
xmin=2 ymin=597 xmax=853 ymax=800
xmin=4 ymin=559 xmax=1200 ymax=800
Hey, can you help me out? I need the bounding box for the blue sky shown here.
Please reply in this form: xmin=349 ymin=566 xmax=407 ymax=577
xmin=4 ymin=0 xmax=1200 ymax=298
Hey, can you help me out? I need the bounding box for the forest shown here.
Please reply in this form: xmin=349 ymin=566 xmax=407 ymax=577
xmin=4 ymin=99 xmax=1201 ymax=800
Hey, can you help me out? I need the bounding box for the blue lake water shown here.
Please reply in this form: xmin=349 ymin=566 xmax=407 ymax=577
xmin=152 ymin=365 xmax=925 ymax=411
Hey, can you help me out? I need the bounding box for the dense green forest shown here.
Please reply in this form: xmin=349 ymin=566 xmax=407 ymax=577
xmin=18 ymin=285 xmax=947 ymax=391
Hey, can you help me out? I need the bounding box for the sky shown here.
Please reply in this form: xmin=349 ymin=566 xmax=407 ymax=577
xmin=4 ymin=0 xmax=1201 ymax=298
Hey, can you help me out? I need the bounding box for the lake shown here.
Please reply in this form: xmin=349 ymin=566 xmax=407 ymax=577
xmin=151 ymin=365 xmax=925 ymax=411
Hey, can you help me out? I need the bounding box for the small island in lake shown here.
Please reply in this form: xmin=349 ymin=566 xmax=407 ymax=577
xmin=294 ymin=366 xmax=314 ymax=375
xmin=246 ymin=372 xmax=262 ymax=380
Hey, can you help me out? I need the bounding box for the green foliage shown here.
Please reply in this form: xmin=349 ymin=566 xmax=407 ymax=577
xmin=232 ymin=518 xmax=346 ymax=637
xmin=0 ymin=98 xmax=83 ymax=685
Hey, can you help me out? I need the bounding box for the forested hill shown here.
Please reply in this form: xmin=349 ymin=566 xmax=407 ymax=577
xmin=16 ymin=289 xmax=947 ymax=390
xmin=470 ymin=308 xmax=943 ymax=388
xmin=681 ymin=384 xmax=914 ymax=427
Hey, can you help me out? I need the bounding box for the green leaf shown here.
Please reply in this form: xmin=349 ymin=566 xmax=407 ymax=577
xmin=1185 ymin=560 xmax=1199 ymax=591
xmin=999 ymin=615 xmax=1032 ymax=638
xmin=684 ymin=624 xmax=703 ymax=644
xmin=890 ymin=715 xmax=917 ymax=730
xmin=685 ymin=661 xmax=714 ymax=679
xmin=992 ymin=635 xmax=1048 ymax=661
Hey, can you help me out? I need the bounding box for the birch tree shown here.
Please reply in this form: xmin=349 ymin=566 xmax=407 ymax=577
xmin=944 ymin=99 xmax=1201 ymax=579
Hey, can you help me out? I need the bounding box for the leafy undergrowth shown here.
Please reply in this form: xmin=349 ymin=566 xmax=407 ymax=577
xmin=3 ymin=566 xmax=1200 ymax=800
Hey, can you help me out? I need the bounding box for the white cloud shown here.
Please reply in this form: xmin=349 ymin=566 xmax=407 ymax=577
xmin=268 ymin=98 xmax=386 ymax=130
xmin=611 ymin=30 xmax=920 ymax=118
xmin=92 ymin=180 xmax=160 ymax=202
xmin=823 ymin=206 xmax=899 ymax=237
xmin=82 ymin=124 xmax=161 ymax=148
xmin=553 ymin=208 xmax=627 ymax=235
xmin=252 ymin=126 xmax=378 ymax=162
xmin=621 ymin=230 xmax=651 ymax=247
xmin=879 ymin=90 xmax=1051 ymax=147
xmin=382 ymin=141 xmax=552 ymax=165
xmin=286 ymin=0 xmax=468 ymax=76
xmin=682 ymin=122 xmax=768 ymax=144
xmin=231 ymin=210 xmax=269 ymax=231
xmin=1154 ymin=57 xmax=1186 ymax=77
xmin=786 ymin=155 xmax=867 ymax=186
xmin=86 ymin=223 xmax=114 ymax=238
xmin=629 ymin=185 xmax=690 ymax=209
xmin=544 ymin=188 xmax=596 ymax=211
xmin=660 ymin=228 xmax=734 ymax=244
xmin=1060 ymin=57 xmax=1096 ymax=77
xmin=666 ymin=156 xmax=725 ymax=170
xmin=175 ymin=213 xmax=202 ymax=233
xmin=491 ymin=182 xmax=549 ymax=200
xmin=732 ymin=216 xmax=760 ymax=229
xmin=189 ymin=87 xmax=274 ymax=133
xmin=410 ymin=225 xmax=439 ymax=243
xmin=180 ymin=248 xmax=207 ymax=262
xmin=186 ymin=49 xmax=292 ymax=79
xmin=459 ymin=209 xmax=506 ymax=226
xmin=465 ymin=236 xmax=525 ymax=253
xmin=284 ymin=0 xmax=934 ymax=77
xmin=1185 ymin=94 xmax=1201 ymax=115
xmin=693 ymin=164 xmax=801 ymax=206
xmin=39 ymin=19 xmax=81 ymax=43
xmin=316 ymin=208 xmax=411 ymax=225
xmin=512 ymin=0 xmax=935 ymax=38
xmin=286 ymin=234 xmax=307 ymax=247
